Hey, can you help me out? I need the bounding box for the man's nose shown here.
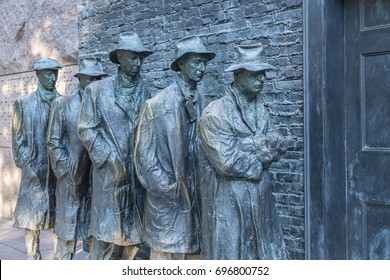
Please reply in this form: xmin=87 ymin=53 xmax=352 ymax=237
xmin=134 ymin=57 xmax=141 ymax=67
xmin=260 ymin=75 xmax=266 ymax=82
xmin=198 ymin=62 xmax=205 ymax=72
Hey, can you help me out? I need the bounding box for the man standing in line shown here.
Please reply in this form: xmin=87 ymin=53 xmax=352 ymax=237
xmin=47 ymin=57 xmax=107 ymax=260
xmin=198 ymin=44 xmax=288 ymax=260
xmin=78 ymin=32 xmax=153 ymax=260
xmin=12 ymin=58 xmax=63 ymax=260
xmin=135 ymin=36 xmax=215 ymax=260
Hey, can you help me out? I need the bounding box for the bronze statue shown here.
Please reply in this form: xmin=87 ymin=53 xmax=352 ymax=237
xmin=135 ymin=36 xmax=215 ymax=260
xmin=198 ymin=44 xmax=288 ymax=260
xmin=12 ymin=58 xmax=63 ymax=260
xmin=78 ymin=32 xmax=152 ymax=260
xmin=47 ymin=57 xmax=107 ymax=260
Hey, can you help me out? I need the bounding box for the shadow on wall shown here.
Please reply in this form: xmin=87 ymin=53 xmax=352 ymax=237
xmin=0 ymin=0 xmax=78 ymax=75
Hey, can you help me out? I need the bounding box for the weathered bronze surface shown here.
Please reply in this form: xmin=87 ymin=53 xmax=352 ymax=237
xmin=12 ymin=58 xmax=63 ymax=260
xmin=77 ymin=32 xmax=152 ymax=260
xmin=198 ymin=44 xmax=288 ymax=260
xmin=135 ymin=36 xmax=215 ymax=259
xmin=47 ymin=57 xmax=107 ymax=260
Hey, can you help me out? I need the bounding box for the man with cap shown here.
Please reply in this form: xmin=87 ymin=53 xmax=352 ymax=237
xmin=135 ymin=36 xmax=215 ymax=260
xmin=47 ymin=57 xmax=107 ymax=260
xmin=78 ymin=32 xmax=152 ymax=260
xmin=198 ymin=44 xmax=288 ymax=260
xmin=12 ymin=57 xmax=63 ymax=260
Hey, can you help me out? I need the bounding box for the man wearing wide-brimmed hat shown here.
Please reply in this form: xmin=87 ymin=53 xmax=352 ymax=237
xmin=78 ymin=32 xmax=153 ymax=260
xmin=135 ymin=36 xmax=215 ymax=260
xmin=12 ymin=57 xmax=63 ymax=260
xmin=198 ymin=44 xmax=288 ymax=260
xmin=47 ymin=57 xmax=107 ymax=260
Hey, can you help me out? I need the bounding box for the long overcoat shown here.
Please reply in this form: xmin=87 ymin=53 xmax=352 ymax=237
xmin=12 ymin=85 xmax=58 ymax=230
xmin=47 ymin=88 xmax=91 ymax=241
xmin=135 ymin=78 xmax=204 ymax=254
xmin=198 ymin=85 xmax=287 ymax=260
xmin=78 ymin=74 xmax=147 ymax=246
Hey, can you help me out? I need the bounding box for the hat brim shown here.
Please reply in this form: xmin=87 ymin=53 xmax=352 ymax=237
xmin=35 ymin=66 xmax=62 ymax=71
xmin=74 ymin=72 xmax=109 ymax=78
xmin=225 ymin=62 xmax=275 ymax=72
xmin=109 ymin=48 xmax=153 ymax=64
xmin=170 ymin=52 xmax=216 ymax=71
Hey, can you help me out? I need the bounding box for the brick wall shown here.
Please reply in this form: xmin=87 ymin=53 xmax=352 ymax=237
xmin=78 ymin=0 xmax=304 ymax=259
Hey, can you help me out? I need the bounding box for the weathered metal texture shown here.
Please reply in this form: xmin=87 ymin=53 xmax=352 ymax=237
xmin=0 ymin=65 xmax=78 ymax=220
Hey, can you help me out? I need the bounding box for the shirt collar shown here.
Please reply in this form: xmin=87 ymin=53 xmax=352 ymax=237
xmin=37 ymin=83 xmax=59 ymax=104
xmin=117 ymin=67 xmax=139 ymax=89
xmin=175 ymin=75 xmax=199 ymax=103
xmin=229 ymin=83 xmax=258 ymax=133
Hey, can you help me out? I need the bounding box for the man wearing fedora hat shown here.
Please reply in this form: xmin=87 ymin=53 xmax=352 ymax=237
xmin=12 ymin=57 xmax=63 ymax=260
xmin=78 ymin=32 xmax=152 ymax=260
xmin=135 ymin=36 xmax=215 ymax=260
xmin=47 ymin=57 xmax=107 ymax=260
xmin=198 ymin=44 xmax=288 ymax=260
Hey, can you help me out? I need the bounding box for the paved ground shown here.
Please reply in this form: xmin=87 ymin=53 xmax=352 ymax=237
xmin=0 ymin=219 xmax=88 ymax=260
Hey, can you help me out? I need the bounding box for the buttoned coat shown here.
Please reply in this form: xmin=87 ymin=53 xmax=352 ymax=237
xmin=12 ymin=86 xmax=58 ymax=230
xmin=78 ymin=74 xmax=148 ymax=246
xmin=135 ymin=78 xmax=204 ymax=254
xmin=47 ymin=88 xmax=91 ymax=241
xmin=198 ymin=85 xmax=287 ymax=260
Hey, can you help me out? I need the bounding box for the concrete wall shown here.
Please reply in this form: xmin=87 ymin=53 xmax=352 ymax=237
xmin=78 ymin=0 xmax=304 ymax=259
xmin=0 ymin=0 xmax=78 ymax=219
xmin=0 ymin=0 xmax=78 ymax=75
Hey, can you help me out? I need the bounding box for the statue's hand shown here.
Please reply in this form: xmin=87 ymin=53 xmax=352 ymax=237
xmin=266 ymin=136 xmax=288 ymax=159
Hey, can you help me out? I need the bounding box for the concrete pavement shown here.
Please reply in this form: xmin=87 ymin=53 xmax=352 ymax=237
xmin=0 ymin=219 xmax=88 ymax=260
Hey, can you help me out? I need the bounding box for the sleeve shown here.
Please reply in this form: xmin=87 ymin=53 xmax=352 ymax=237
xmin=134 ymin=102 xmax=178 ymax=197
xmin=198 ymin=110 xmax=265 ymax=181
xmin=262 ymin=116 xmax=288 ymax=162
xmin=11 ymin=99 xmax=29 ymax=168
xmin=47 ymin=99 xmax=70 ymax=178
xmin=77 ymin=85 xmax=111 ymax=168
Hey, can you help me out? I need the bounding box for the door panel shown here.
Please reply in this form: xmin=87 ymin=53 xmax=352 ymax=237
xmin=346 ymin=0 xmax=390 ymax=259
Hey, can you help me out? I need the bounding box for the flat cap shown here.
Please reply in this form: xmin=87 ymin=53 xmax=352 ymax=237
xmin=33 ymin=58 xmax=63 ymax=71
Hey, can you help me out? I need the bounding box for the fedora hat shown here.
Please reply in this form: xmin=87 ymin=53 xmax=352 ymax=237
xmin=74 ymin=57 xmax=108 ymax=77
xmin=109 ymin=32 xmax=153 ymax=64
xmin=33 ymin=58 xmax=63 ymax=71
xmin=170 ymin=36 xmax=216 ymax=71
xmin=225 ymin=44 xmax=275 ymax=72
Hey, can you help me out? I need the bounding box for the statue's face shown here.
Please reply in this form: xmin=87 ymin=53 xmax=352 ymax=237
xmin=235 ymin=69 xmax=266 ymax=100
xmin=78 ymin=74 xmax=101 ymax=90
xmin=117 ymin=50 xmax=144 ymax=78
xmin=36 ymin=69 xmax=58 ymax=91
xmin=178 ymin=53 xmax=208 ymax=85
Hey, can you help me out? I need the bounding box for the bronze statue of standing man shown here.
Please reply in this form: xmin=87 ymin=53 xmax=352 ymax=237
xmin=135 ymin=36 xmax=215 ymax=260
xmin=47 ymin=58 xmax=107 ymax=260
xmin=12 ymin=58 xmax=63 ymax=260
xmin=198 ymin=44 xmax=288 ymax=260
xmin=78 ymin=32 xmax=153 ymax=260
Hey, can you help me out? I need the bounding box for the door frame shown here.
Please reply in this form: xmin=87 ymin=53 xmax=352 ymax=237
xmin=304 ymin=0 xmax=347 ymax=259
